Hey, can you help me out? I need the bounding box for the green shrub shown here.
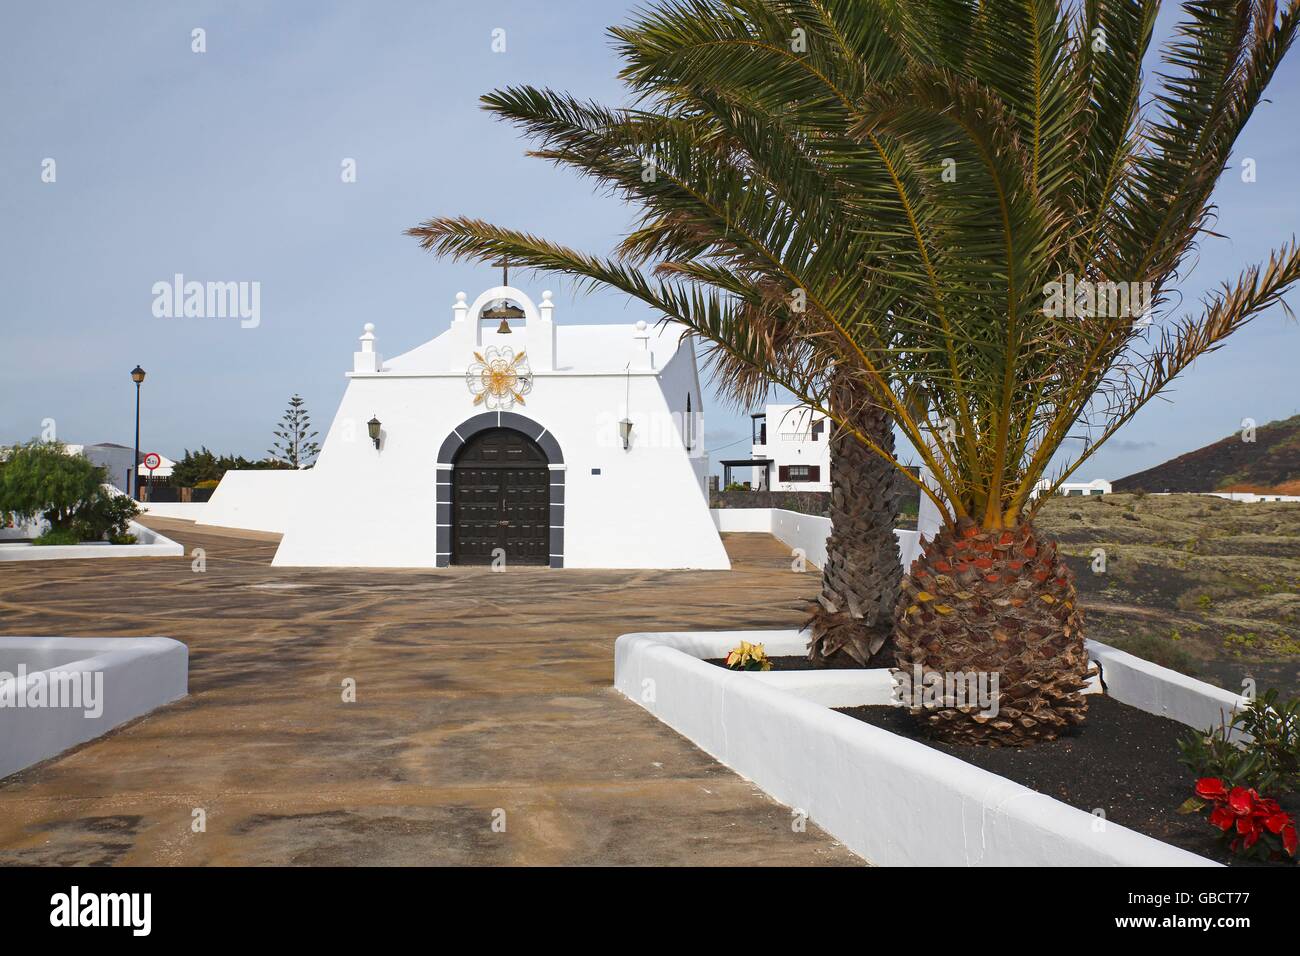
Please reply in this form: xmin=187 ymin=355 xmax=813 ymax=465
xmin=33 ymin=527 xmax=80 ymax=546
xmin=70 ymin=490 xmax=140 ymax=542
xmin=171 ymin=447 xmax=293 ymax=487
xmin=1178 ymin=689 xmax=1300 ymax=794
xmin=0 ymin=442 xmax=139 ymax=542
xmin=0 ymin=441 xmax=104 ymax=530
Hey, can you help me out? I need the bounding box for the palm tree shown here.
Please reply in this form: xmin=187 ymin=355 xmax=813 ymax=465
xmin=693 ymin=308 xmax=902 ymax=665
xmin=411 ymin=0 xmax=1300 ymax=745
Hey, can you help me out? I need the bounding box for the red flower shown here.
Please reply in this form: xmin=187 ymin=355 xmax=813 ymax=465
xmin=1209 ymin=806 xmax=1236 ymax=832
xmin=1227 ymin=787 xmax=1254 ymax=815
xmin=1191 ymin=778 xmax=1298 ymax=862
xmin=1195 ymin=778 xmax=1227 ymax=800
xmin=1265 ymin=813 xmax=1291 ymax=835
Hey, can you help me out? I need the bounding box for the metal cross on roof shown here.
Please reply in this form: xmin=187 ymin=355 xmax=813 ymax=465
xmin=492 ymin=256 xmax=510 ymax=287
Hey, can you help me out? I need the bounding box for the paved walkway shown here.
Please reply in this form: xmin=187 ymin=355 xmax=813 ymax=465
xmin=0 ymin=520 xmax=860 ymax=865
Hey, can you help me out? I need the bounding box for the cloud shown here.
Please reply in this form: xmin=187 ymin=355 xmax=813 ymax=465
xmin=1060 ymin=436 xmax=1156 ymax=452
xmin=1108 ymin=439 xmax=1158 ymax=452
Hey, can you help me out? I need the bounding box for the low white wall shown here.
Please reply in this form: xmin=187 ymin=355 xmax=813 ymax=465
xmin=770 ymin=509 xmax=830 ymax=568
xmin=1149 ymin=492 xmax=1300 ymax=503
xmin=200 ymin=470 xmax=305 ymax=534
xmin=0 ymin=521 xmax=183 ymax=562
xmin=0 ymin=636 xmax=188 ymax=779
xmin=615 ymin=629 xmax=1218 ymax=866
xmin=711 ymin=507 xmax=923 ymax=571
xmin=0 ymin=516 xmax=45 ymax=541
xmin=1088 ymin=640 xmax=1247 ymax=737
xmin=141 ymin=502 xmax=208 ymax=520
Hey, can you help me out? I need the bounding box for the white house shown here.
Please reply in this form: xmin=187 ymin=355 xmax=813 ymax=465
xmin=720 ymin=404 xmax=831 ymax=492
xmin=63 ymin=443 xmax=174 ymax=494
xmin=265 ymin=282 xmax=729 ymax=570
xmin=1030 ymin=478 xmax=1112 ymax=499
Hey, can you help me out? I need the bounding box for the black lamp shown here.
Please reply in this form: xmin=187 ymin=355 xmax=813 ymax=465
xmin=130 ymin=365 xmax=146 ymax=500
xmin=618 ymin=417 xmax=633 ymax=450
xmin=367 ymin=415 xmax=382 ymax=450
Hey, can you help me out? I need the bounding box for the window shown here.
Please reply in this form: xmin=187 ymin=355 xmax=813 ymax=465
xmin=778 ymin=465 xmax=821 ymax=482
xmin=684 ymin=394 xmax=693 ymax=450
xmin=811 ymin=419 xmax=825 ymax=441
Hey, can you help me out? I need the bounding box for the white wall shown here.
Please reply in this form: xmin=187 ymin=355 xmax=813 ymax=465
xmin=201 ymin=470 xmax=305 ymax=534
xmin=712 ymin=461 xmax=941 ymax=574
xmin=1156 ymin=491 xmax=1300 ymax=503
xmin=711 ymin=507 xmax=925 ymax=572
xmin=141 ymin=502 xmax=208 ymax=520
xmin=0 ymin=516 xmax=45 ymax=540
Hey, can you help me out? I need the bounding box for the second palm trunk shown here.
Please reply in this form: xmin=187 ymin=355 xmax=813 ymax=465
xmin=808 ymin=397 xmax=902 ymax=666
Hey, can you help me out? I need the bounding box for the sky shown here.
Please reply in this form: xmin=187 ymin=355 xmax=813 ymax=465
xmin=1 ymin=1 xmax=1297 ymax=483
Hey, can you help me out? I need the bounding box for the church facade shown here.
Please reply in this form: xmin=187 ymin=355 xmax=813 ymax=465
xmin=270 ymin=283 xmax=730 ymax=570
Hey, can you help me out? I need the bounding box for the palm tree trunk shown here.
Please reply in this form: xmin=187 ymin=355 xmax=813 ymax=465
xmin=807 ymin=378 xmax=903 ymax=666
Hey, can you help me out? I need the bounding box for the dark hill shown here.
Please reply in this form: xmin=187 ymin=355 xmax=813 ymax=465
xmin=1113 ymin=414 xmax=1300 ymax=494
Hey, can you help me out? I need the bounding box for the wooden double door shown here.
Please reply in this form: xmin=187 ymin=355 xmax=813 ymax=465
xmin=452 ymin=428 xmax=550 ymax=565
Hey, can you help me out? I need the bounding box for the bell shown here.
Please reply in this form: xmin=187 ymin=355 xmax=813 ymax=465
xmin=482 ymin=298 xmax=525 ymax=333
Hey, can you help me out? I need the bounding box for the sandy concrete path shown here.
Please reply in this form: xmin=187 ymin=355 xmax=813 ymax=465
xmin=0 ymin=519 xmax=860 ymax=866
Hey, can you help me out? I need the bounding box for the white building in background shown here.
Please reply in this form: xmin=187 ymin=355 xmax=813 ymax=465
xmin=720 ymin=404 xmax=831 ymax=492
xmin=63 ymin=443 xmax=174 ymax=494
xmin=1030 ymin=478 xmax=1112 ymax=499
xmin=239 ymin=280 xmax=727 ymax=570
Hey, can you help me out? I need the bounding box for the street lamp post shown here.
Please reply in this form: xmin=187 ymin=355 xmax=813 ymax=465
xmin=131 ymin=365 xmax=146 ymax=500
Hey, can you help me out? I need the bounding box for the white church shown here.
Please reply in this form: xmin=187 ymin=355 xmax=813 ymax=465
xmin=264 ymin=279 xmax=731 ymax=570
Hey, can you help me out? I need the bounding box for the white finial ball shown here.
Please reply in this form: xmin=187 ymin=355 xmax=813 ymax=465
xmin=363 ymin=322 xmax=375 ymax=333
xmin=455 ymin=291 xmax=467 ymax=303
xmin=635 ymin=319 xmax=648 ymax=331
xmin=542 ymin=290 xmax=553 ymax=302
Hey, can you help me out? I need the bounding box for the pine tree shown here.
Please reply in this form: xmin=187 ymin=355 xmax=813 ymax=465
xmin=270 ymin=394 xmax=320 ymax=468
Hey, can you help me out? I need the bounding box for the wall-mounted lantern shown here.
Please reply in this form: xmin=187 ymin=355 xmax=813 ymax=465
xmin=367 ymin=415 xmax=382 ymax=450
xmin=618 ymin=417 xmax=633 ymax=450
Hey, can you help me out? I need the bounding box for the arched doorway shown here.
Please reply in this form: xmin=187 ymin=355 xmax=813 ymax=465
xmin=452 ymin=428 xmax=550 ymax=565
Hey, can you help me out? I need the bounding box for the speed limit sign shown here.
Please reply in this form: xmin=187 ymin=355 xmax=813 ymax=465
xmin=143 ymin=452 xmax=161 ymax=472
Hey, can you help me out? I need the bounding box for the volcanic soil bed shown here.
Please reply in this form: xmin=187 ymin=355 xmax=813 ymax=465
xmin=835 ymin=695 xmax=1297 ymax=866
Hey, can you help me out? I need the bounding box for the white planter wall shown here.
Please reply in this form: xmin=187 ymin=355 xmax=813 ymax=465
xmin=0 ymin=636 xmax=188 ymax=779
xmin=615 ymin=629 xmax=1223 ymax=866
xmin=0 ymin=521 xmax=183 ymax=562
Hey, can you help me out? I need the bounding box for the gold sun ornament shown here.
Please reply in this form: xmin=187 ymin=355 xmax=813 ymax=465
xmin=466 ymin=346 xmax=533 ymax=409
